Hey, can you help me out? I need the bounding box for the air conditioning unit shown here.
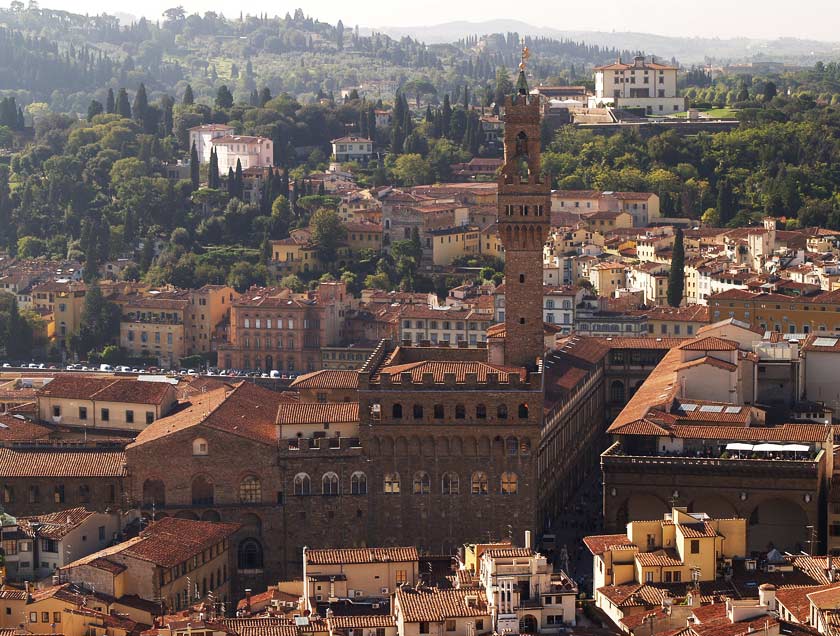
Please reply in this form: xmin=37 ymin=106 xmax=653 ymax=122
xmin=380 ymin=587 xmax=389 ymax=595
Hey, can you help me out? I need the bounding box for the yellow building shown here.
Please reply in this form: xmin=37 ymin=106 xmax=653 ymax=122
xmin=708 ymin=288 xmax=840 ymax=335
xmin=584 ymin=210 xmax=633 ymax=232
xmin=344 ymin=221 xmax=383 ymax=253
xmin=585 ymin=507 xmax=747 ymax=623
xmin=271 ymin=237 xmax=351 ymax=275
xmin=36 ymin=376 xmax=178 ymax=432
xmin=429 ymin=226 xmax=481 ymax=267
xmin=588 ymin=262 xmax=627 ymax=297
xmin=186 ymin=285 xmax=235 ymax=357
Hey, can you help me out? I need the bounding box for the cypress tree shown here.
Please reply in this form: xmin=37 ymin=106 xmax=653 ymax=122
xmin=133 ymin=83 xmax=149 ymax=123
xmin=189 ymin=142 xmax=200 ymax=191
xmin=183 ymin=84 xmax=194 ymax=105
xmin=441 ymin=94 xmax=452 ymax=138
xmin=234 ymin=159 xmax=244 ymax=199
xmin=667 ymin=227 xmax=685 ymax=307
xmin=115 ymin=88 xmax=132 ymax=118
xmin=106 ymin=88 xmax=115 ymax=114
xmin=716 ymin=178 xmax=736 ymax=226
xmin=208 ymin=148 xmax=220 ymax=189
xmin=87 ymin=99 xmax=103 ymax=121
xmin=227 ymin=167 xmax=235 ymax=196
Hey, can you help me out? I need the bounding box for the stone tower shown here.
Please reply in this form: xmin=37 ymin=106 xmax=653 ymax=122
xmin=497 ymin=66 xmax=550 ymax=369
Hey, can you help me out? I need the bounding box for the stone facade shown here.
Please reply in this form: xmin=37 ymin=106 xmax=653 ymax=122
xmin=498 ymin=75 xmax=551 ymax=369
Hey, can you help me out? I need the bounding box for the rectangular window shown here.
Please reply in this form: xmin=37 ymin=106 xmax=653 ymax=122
xmin=126 ymin=410 xmax=134 ymax=424
xmin=420 ymin=623 xmax=430 ymax=635
xmin=691 ymin=540 xmax=700 ymax=554
xmin=53 ymin=612 xmax=61 ymax=624
xmin=146 ymin=411 xmax=154 ymax=425
xmin=29 ymin=613 xmax=36 ymax=624
xmin=645 ymin=571 xmax=653 ymax=583
xmin=41 ymin=612 xmax=49 ymax=623
xmin=79 ymin=406 xmax=87 ymax=420
xmin=52 ymin=405 xmax=61 ymax=417
xmin=101 ymin=408 xmax=110 ymax=422
xmin=396 ymin=569 xmax=407 ymax=584
xmin=446 ymin=620 xmax=456 ymax=632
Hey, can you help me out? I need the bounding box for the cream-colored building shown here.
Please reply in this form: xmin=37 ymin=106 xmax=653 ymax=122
xmin=302 ymin=546 xmax=419 ymax=610
xmin=394 ymin=587 xmax=491 ymax=636
xmin=189 ymin=124 xmax=235 ymax=164
xmin=477 ymin=542 xmax=577 ymax=633
xmin=36 ymin=376 xmax=178 ymax=432
xmin=210 ymin=135 xmax=273 ymax=172
xmin=591 ymin=56 xmax=685 ymax=115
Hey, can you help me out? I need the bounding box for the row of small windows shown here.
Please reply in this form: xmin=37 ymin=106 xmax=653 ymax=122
xmin=51 ymin=405 xmax=154 ymax=425
xmin=503 ymin=204 xmax=545 ymax=217
xmin=391 ymin=403 xmax=528 ymax=419
xmin=293 ymin=471 xmax=519 ymax=495
xmin=4 ymin=483 xmax=116 ymax=505
xmin=242 ymin=317 xmax=315 ymax=329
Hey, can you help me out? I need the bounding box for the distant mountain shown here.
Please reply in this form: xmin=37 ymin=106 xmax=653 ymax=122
xmin=377 ymin=19 xmax=840 ymax=64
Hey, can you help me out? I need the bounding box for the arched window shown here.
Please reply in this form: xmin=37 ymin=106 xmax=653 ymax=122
xmin=520 ymin=438 xmax=532 ymax=455
xmin=471 ymin=472 xmax=488 ymax=495
xmin=413 ymin=404 xmax=424 ymax=419
xmin=434 ymin=404 xmax=444 ymax=419
xmin=455 ymin=404 xmax=466 ymax=419
xmin=392 ymin=403 xmax=403 ymax=419
xmin=2 ymin=486 xmax=12 ymax=504
xmin=191 ymin=475 xmax=214 ymax=505
xmin=442 ymin=472 xmax=459 ymax=495
xmin=506 ymin=436 xmax=519 ymax=456
xmin=142 ymin=479 xmax=165 ymax=507
xmin=351 ymin=472 xmax=367 ymax=495
xmin=501 ymin=472 xmax=518 ymax=495
xmin=610 ymin=380 xmax=626 ymax=404
xmin=384 ymin=473 xmax=401 ymax=494
xmin=497 ymin=404 xmax=508 ymax=419
xmin=476 ymin=404 xmax=487 ymax=419
xmin=192 ymin=438 xmax=208 ymax=456
xmin=238 ymin=539 xmax=263 ymax=570
xmin=518 ymin=403 xmax=529 ymax=419
xmin=413 ymin=471 xmax=431 ymax=495
xmin=322 ymin=472 xmax=339 ymax=496
xmin=239 ymin=476 xmax=261 ymax=503
xmin=293 ymin=473 xmax=311 ymax=496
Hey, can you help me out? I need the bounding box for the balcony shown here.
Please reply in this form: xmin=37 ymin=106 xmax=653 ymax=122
xmin=602 ymin=442 xmax=823 ymax=477
xmin=284 ymin=437 xmax=362 ymax=452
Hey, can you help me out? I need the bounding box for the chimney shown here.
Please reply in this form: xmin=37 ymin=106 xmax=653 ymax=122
xmin=759 ymin=584 xmax=776 ymax=611
xmin=524 ymin=530 xmax=532 ymax=550
xmin=245 ymin=589 xmax=252 ymax=613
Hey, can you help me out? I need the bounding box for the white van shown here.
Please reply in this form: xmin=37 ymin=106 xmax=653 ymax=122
xmin=99 ymin=364 xmax=114 ymax=372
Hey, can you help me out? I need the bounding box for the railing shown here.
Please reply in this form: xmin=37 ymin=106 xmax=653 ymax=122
xmin=602 ymin=442 xmax=823 ymax=473
xmin=284 ymin=437 xmax=362 ymax=451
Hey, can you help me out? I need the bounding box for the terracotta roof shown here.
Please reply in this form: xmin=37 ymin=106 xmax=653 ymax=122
xmin=221 ymin=618 xmax=300 ymax=636
xmin=65 ymin=517 xmax=240 ymax=570
xmin=130 ymin=383 xmax=293 ymax=448
xmin=36 ymin=376 xmax=174 ymax=405
xmin=596 ymin=583 xmax=665 ymax=607
xmin=0 ymin=415 xmax=52 ymax=441
xmin=807 ymin=585 xmax=840 ymax=608
xmin=378 ymin=361 xmax=526 ymax=383
xmin=635 ymin=549 xmax=683 ymax=567
xmin=678 ymin=337 xmax=738 ymax=351
xmin=482 ymin=548 xmax=535 ymax=559
xmin=777 ymin=585 xmax=837 ymax=622
xmin=17 ymin=507 xmax=95 ymax=539
xmin=88 ymin=557 xmax=127 ymax=574
xmin=0 ymin=447 xmax=126 ymax=477
xmin=306 ymin=546 xmax=418 ymax=565
xmin=583 ymin=534 xmax=636 ymax=555
xmin=327 ymin=616 xmax=396 ymax=629
xmin=276 ymin=402 xmax=359 ymax=425
xmin=607 ymin=347 xmax=682 ymax=433
xmin=678 ymin=522 xmax=719 ymax=538
xmin=396 ymin=587 xmax=488 ymax=622
xmin=290 ymin=370 xmax=359 ymax=390
xmin=676 ymin=356 xmax=738 ymax=372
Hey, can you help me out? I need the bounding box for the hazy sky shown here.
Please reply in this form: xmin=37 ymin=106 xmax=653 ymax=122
xmin=42 ymin=0 xmax=840 ymax=41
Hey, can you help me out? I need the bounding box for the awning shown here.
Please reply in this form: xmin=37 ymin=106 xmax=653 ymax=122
xmin=781 ymin=444 xmax=810 ymax=452
xmin=753 ymin=443 xmax=786 ymax=452
xmin=726 ymin=443 xmax=754 ymax=451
